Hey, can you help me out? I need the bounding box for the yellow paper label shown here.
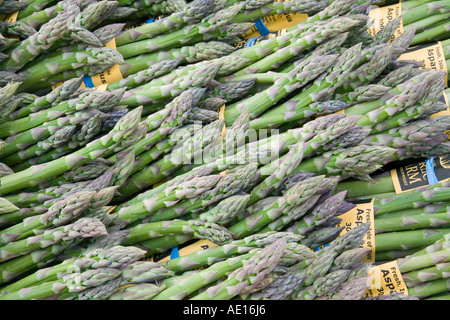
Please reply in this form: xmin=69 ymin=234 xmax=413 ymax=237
xmin=106 ymin=206 xmax=117 ymax=214
xmin=242 ymin=12 xmax=308 ymax=39
xmin=391 ymin=155 xmax=450 ymax=194
xmin=364 ymin=260 xmax=409 ymax=297
xmin=155 ymin=239 xmax=218 ymax=263
xmin=335 ymin=200 xmax=375 ymax=262
xmin=367 ymin=1 xmax=404 ymax=41
xmin=218 ymin=104 xmax=227 ymax=139
xmin=3 ymin=11 xmax=19 ymax=23
xmin=398 ymin=42 xmax=448 ymax=87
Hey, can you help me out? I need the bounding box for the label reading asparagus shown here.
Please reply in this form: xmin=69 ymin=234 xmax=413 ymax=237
xmin=242 ymin=12 xmax=308 ymax=39
xmin=391 ymin=155 xmax=450 ymax=193
xmin=367 ymin=1 xmax=404 ymax=41
xmin=364 ymin=260 xmax=408 ymax=297
xmin=335 ymin=200 xmax=375 ymax=262
xmin=154 ymin=240 xmax=219 ymax=263
xmin=398 ymin=42 xmax=448 ymax=87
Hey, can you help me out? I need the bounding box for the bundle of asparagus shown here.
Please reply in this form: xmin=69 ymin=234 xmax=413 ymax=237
xmin=0 ymin=0 xmax=448 ymax=301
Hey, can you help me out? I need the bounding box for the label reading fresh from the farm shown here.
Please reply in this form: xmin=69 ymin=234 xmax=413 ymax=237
xmin=391 ymin=155 xmax=450 ymax=193
xmin=364 ymin=260 xmax=408 ymax=297
xmin=367 ymin=1 xmax=404 ymax=41
xmin=398 ymin=42 xmax=448 ymax=87
xmin=154 ymin=240 xmax=219 ymax=263
xmin=335 ymin=200 xmax=375 ymax=262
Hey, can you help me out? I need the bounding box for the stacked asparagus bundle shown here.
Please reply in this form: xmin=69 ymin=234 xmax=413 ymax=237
xmin=396 ymin=235 xmax=450 ymax=299
xmin=371 ymin=0 xmax=450 ymax=47
xmin=0 ymin=0 xmax=448 ymax=300
xmin=334 ymin=158 xmax=450 ymax=262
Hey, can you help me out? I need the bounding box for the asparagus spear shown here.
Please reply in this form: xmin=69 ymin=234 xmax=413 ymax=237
xmin=228 ymin=175 xmax=325 ymax=238
xmin=116 ymin=3 xmax=243 ymax=59
xmin=121 ymin=218 xmax=234 ymax=247
xmin=115 ymin=0 xmax=216 ymax=46
xmin=189 ymin=238 xmax=286 ymax=300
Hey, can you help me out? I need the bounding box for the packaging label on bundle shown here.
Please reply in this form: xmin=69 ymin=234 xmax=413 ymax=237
xmin=398 ymin=42 xmax=448 ymax=87
xmin=367 ymin=1 xmax=404 ymax=41
xmin=235 ymin=29 xmax=287 ymax=49
xmin=52 ymin=39 xmax=124 ymax=91
xmin=242 ymin=12 xmax=308 ymax=39
xmin=334 ymin=200 xmax=375 ymax=262
xmin=152 ymin=240 xmax=219 ymax=263
xmin=364 ymin=260 xmax=408 ymax=297
xmin=391 ymin=155 xmax=450 ymax=193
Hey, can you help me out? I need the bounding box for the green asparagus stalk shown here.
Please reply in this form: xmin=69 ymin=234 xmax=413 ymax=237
xmin=121 ymin=219 xmax=234 ymax=247
xmin=110 ymin=172 xmax=224 ymax=228
xmin=115 ymin=0 xmax=216 ymax=46
xmin=375 ymin=229 xmax=450 ymax=252
xmin=0 ymin=88 xmax=126 ymax=138
xmin=118 ymin=60 xmax=221 ymax=108
xmin=223 ymin=52 xmax=339 ymax=122
xmin=189 ymin=238 xmax=286 ymax=300
xmin=108 ymin=282 xmax=167 ymax=300
xmin=228 ymin=175 xmax=325 ymax=238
